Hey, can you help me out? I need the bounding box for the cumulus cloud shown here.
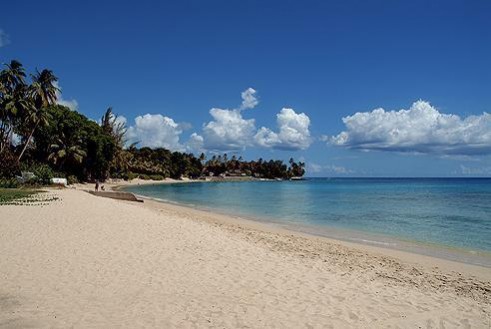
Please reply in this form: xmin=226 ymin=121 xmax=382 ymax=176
xmin=186 ymin=133 xmax=205 ymax=153
xmin=0 ymin=29 xmax=9 ymax=47
xmin=255 ymin=108 xmax=312 ymax=150
xmin=201 ymin=88 xmax=259 ymax=151
xmin=202 ymin=108 xmax=256 ymax=150
xmin=117 ymin=113 xmax=200 ymax=153
xmin=58 ymin=98 xmax=79 ymax=112
xmin=126 ymin=114 xmax=184 ymax=151
xmin=114 ymin=114 xmax=127 ymax=127
xmin=53 ymin=82 xmax=79 ymax=111
xmin=330 ymin=100 xmax=491 ymax=156
xmin=116 ymin=88 xmax=257 ymax=152
xmin=239 ymin=87 xmax=259 ymax=110
xmin=190 ymin=87 xmax=313 ymax=152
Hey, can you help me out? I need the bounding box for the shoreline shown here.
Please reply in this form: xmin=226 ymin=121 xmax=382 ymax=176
xmin=119 ymin=180 xmax=491 ymax=272
xmin=132 ymin=192 xmax=491 ymax=282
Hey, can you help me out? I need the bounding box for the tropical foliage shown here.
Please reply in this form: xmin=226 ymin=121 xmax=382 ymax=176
xmin=201 ymin=155 xmax=305 ymax=179
xmin=0 ymin=59 xmax=305 ymax=184
xmin=32 ymin=104 xmax=115 ymax=180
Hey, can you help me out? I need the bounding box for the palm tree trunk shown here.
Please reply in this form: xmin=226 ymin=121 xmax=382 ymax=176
xmin=17 ymin=120 xmax=39 ymax=163
xmin=0 ymin=121 xmax=7 ymax=154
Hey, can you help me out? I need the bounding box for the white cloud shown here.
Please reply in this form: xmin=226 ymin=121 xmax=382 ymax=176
xmin=254 ymin=126 xmax=282 ymax=148
xmin=330 ymin=100 xmax=491 ymax=156
xmin=190 ymin=88 xmax=313 ymax=152
xmin=57 ymin=98 xmax=79 ymax=111
xmin=308 ymin=163 xmax=323 ymax=173
xmin=459 ymin=165 xmax=491 ymax=176
xmin=186 ymin=133 xmax=204 ymax=154
xmin=200 ymin=87 xmax=259 ymax=151
xmin=255 ymin=108 xmax=312 ymax=150
xmin=239 ymin=87 xmax=259 ymax=110
xmin=113 ymin=114 xmax=127 ymax=128
xmin=120 ymin=114 xmax=200 ymax=153
xmin=98 ymin=113 xmax=128 ymax=132
xmin=307 ymin=162 xmax=353 ymax=175
xmin=178 ymin=122 xmax=193 ymax=131
xmin=0 ymin=29 xmax=9 ymax=47
xmin=53 ymin=81 xmax=79 ymax=111
xmin=116 ymin=88 xmax=255 ymax=152
xmin=202 ymin=108 xmax=256 ymax=151
xmin=126 ymin=114 xmax=184 ymax=151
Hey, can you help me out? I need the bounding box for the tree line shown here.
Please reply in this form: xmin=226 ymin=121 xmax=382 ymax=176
xmin=0 ymin=59 xmax=305 ymax=185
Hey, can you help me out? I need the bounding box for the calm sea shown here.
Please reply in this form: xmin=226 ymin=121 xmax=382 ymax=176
xmin=125 ymin=178 xmax=491 ymax=264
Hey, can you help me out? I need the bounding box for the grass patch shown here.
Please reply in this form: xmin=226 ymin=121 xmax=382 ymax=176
xmin=0 ymin=188 xmax=58 ymax=206
xmin=0 ymin=188 xmax=39 ymax=204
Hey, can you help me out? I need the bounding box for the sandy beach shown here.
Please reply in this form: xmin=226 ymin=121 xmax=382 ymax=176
xmin=1 ymin=187 xmax=490 ymax=328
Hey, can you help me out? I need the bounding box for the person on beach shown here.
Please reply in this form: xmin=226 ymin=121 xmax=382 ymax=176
xmin=95 ymin=181 xmax=99 ymax=191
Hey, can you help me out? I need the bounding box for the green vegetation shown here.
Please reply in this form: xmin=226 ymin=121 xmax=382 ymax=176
xmin=0 ymin=188 xmax=38 ymax=204
xmin=1 ymin=59 xmax=305 ymax=184
xmin=0 ymin=189 xmax=59 ymax=205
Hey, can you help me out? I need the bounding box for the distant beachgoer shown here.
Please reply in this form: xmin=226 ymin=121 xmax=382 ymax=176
xmin=95 ymin=181 xmax=99 ymax=191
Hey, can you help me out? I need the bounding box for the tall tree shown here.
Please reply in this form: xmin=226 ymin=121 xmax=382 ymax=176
xmin=101 ymin=107 xmax=126 ymax=146
xmin=17 ymin=69 xmax=58 ymax=162
xmin=101 ymin=107 xmax=130 ymax=177
xmin=0 ymin=60 xmax=28 ymax=154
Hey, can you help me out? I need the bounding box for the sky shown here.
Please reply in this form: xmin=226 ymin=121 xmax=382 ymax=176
xmin=1 ymin=0 xmax=490 ymax=177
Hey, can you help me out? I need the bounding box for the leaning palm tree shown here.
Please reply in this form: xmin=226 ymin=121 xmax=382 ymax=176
xmin=100 ymin=107 xmax=114 ymax=135
xmin=101 ymin=107 xmax=127 ymax=147
xmin=17 ymin=69 xmax=58 ymax=162
xmin=101 ymin=107 xmax=129 ymax=177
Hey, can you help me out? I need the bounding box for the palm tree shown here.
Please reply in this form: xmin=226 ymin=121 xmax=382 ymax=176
xmin=0 ymin=60 xmax=28 ymax=154
xmin=28 ymin=69 xmax=58 ymax=109
xmin=101 ymin=107 xmax=129 ymax=177
xmin=0 ymin=60 xmax=26 ymax=93
xmin=101 ymin=107 xmax=126 ymax=145
xmin=17 ymin=69 xmax=58 ymax=162
xmin=48 ymin=133 xmax=86 ymax=169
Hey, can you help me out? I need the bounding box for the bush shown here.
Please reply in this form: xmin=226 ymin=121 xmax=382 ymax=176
xmin=67 ymin=175 xmax=79 ymax=185
xmin=0 ymin=178 xmax=20 ymax=188
xmin=149 ymin=174 xmax=165 ymax=180
xmin=53 ymin=171 xmax=66 ymax=178
xmin=120 ymin=172 xmax=137 ymax=181
xmin=13 ymin=163 xmax=47 ymax=186
xmin=138 ymin=174 xmax=150 ymax=180
xmin=27 ymin=163 xmax=54 ymax=185
xmin=0 ymin=150 xmax=19 ymax=178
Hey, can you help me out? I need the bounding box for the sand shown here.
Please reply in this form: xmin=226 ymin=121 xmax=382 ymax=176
xmin=1 ymin=187 xmax=490 ymax=328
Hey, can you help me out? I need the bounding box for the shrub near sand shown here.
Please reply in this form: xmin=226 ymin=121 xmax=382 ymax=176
xmin=0 ymin=189 xmax=59 ymax=206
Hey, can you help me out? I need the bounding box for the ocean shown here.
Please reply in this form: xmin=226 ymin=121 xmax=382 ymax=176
xmin=125 ymin=178 xmax=491 ymax=265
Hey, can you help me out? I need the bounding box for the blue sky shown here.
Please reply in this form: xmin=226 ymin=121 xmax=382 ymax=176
xmin=1 ymin=0 xmax=490 ymax=176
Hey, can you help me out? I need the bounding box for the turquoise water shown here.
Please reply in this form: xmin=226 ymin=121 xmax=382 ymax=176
xmin=125 ymin=178 xmax=491 ymax=254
